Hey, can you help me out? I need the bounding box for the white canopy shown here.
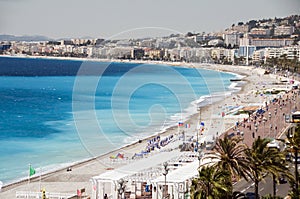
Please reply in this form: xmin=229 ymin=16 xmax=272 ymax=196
xmin=92 ymin=150 xmax=181 ymax=181
xmin=153 ymin=154 xmax=219 ymax=183
xmin=153 ymin=160 xmax=199 ymax=183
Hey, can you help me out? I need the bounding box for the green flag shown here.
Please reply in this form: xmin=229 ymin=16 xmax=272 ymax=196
xmin=29 ymin=165 xmax=36 ymax=176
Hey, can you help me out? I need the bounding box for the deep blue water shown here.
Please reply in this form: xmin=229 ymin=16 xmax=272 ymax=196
xmin=0 ymin=56 xmax=235 ymax=184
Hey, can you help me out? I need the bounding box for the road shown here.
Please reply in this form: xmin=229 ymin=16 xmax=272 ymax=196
xmin=233 ymin=172 xmax=290 ymax=198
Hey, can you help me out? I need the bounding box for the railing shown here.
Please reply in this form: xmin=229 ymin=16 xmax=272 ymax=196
xmin=16 ymin=191 xmax=75 ymax=199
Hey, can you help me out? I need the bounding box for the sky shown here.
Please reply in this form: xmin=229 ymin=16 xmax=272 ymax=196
xmin=0 ymin=0 xmax=299 ymax=40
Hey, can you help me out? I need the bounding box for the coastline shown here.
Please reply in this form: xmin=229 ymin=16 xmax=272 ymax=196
xmin=0 ymin=55 xmax=239 ymax=185
xmin=0 ymin=55 xmax=288 ymax=198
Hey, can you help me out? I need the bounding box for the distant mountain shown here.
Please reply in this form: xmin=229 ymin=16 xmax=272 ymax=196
xmin=0 ymin=34 xmax=53 ymax=42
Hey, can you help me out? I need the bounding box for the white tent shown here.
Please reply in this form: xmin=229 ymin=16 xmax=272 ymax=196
xmin=151 ymin=154 xmax=219 ymax=199
xmin=91 ymin=150 xmax=181 ymax=199
xmin=152 ymin=160 xmax=199 ymax=199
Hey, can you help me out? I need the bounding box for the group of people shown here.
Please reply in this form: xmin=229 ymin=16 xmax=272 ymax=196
xmin=227 ymin=88 xmax=299 ymax=146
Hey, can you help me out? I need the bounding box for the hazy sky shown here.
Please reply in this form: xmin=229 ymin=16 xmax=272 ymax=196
xmin=0 ymin=0 xmax=299 ymax=39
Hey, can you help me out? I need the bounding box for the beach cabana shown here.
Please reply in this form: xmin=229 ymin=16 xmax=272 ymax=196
xmin=152 ymin=160 xmax=199 ymax=199
xmin=151 ymin=154 xmax=219 ymax=199
xmin=91 ymin=151 xmax=181 ymax=199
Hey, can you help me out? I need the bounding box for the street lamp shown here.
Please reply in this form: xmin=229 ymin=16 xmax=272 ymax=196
xmin=162 ymin=162 xmax=169 ymax=199
xmin=198 ymin=151 xmax=204 ymax=167
xmin=274 ymin=108 xmax=278 ymax=138
xmin=196 ymin=106 xmax=201 ymax=152
xmin=241 ymin=131 xmax=244 ymax=143
xmin=117 ymin=178 xmax=125 ymax=199
xmin=268 ymin=112 xmax=272 ymax=137
xmin=255 ymin=123 xmax=258 ymax=139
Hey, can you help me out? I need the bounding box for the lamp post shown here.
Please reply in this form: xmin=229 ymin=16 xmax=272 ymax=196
xmin=263 ymin=120 xmax=266 ymax=138
xmin=255 ymin=123 xmax=258 ymax=139
xmin=274 ymin=108 xmax=277 ymax=138
xmin=268 ymin=112 xmax=272 ymax=137
xmin=117 ymin=178 xmax=125 ymax=199
xmin=196 ymin=106 xmax=201 ymax=152
xmin=241 ymin=131 xmax=244 ymax=143
xmin=198 ymin=151 xmax=204 ymax=167
xmin=162 ymin=162 xmax=169 ymax=199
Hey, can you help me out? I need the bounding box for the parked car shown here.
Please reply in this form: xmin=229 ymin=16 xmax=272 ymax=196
xmin=279 ymin=175 xmax=288 ymax=184
xmin=245 ymin=192 xmax=259 ymax=199
xmin=292 ymin=156 xmax=300 ymax=164
xmin=286 ymin=152 xmax=292 ymax=162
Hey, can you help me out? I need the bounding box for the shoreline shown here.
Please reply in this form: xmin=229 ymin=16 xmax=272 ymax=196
xmin=0 ymin=55 xmax=241 ymax=186
xmin=0 ymin=56 xmax=285 ymax=198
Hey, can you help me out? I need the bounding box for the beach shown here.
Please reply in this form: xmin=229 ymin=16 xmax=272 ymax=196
xmin=0 ymin=61 xmax=296 ymax=198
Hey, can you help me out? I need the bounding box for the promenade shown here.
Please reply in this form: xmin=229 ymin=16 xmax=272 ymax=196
xmin=224 ymin=88 xmax=299 ymax=147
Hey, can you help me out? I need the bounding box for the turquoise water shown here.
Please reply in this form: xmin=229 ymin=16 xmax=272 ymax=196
xmin=0 ymin=57 xmax=235 ymax=184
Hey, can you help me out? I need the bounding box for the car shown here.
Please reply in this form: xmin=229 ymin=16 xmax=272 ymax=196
xmin=279 ymin=175 xmax=288 ymax=184
xmin=205 ymin=141 xmax=215 ymax=150
xmin=245 ymin=192 xmax=259 ymax=199
xmin=286 ymin=152 xmax=292 ymax=162
xmin=292 ymin=155 xmax=300 ymax=164
xmin=227 ymin=132 xmax=235 ymax=139
xmin=267 ymin=139 xmax=280 ymax=150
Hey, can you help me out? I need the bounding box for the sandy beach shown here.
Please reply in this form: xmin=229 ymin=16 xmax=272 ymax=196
xmin=0 ymin=61 xmax=297 ymax=198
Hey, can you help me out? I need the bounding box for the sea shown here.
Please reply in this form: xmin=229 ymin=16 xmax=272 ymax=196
xmin=0 ymin=56 xmax=237 ymax=185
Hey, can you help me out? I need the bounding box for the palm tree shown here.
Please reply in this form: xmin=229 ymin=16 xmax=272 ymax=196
xmin=211 ymin=134 xmax=250 ymax=195
xmin=244 ymin=137 xmax=289 ymax=199
xmin=232 ymin=191 xmax=246 ymax=199
xmin=190 ymin=165 xmax=230 ymax=199
xmin=261 ymin=194 xmax=283 ymax=199
xmin=286 ymin=125 xmax=300 ymax=198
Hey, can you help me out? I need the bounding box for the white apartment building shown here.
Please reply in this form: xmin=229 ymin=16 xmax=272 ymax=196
xmin=249 ymin=28 xmax=271 ymax=36
xmin=251 ymin=46 xmax=300 ymax=64
xmin=265 ymin=46 xmax=300 ymax=61
xmin=265 ymin=48 xmax=282 ymax=59
xmin=252 ymin=49 xmax=265 ymax=63
xmin=274 ymin=26 xmax=295 ymax=36
xmin=282 ymin=46 xmax=300 ymax=61
xmin=223 ymin=32 xmax=242 ymax=47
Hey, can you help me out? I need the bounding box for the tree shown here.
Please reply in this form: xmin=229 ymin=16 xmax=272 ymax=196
xmin=186 ymin=32 xmax=194 ymax=37
xmin=208 ymin=134 xmax=249 ymax=197
xmin=261 ymin=194 xmax=283 ymax=199
xmin=286 ymin=125 xmax=300 ymax=198
xmin=244 ymin=137 xmax=290 ymax=199
xmin=190 ymin=165 xmax=230 ymax=199
xmin=279 ymin=54 xmax=288 ymax=71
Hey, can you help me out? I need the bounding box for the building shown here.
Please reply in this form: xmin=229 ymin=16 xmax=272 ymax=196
xmin=265 ymin=48 xmax=283 ymax=60
xmin=238 ymin=45 xmax=256 ymax=58
xmin=250 ymin=38 xmax=293 ymax=48
xmin=60 ymin=40 xmax=72 ymax=45
xmin=265 ymin=46 xmax=300 ymax=61
xmin=249 ymin=28 xmax=271 ymax=36
xmin=193 ymin=35 xmax=207 ymax=42
xmin=131 ymin=48 xmax=145 ymax=59
xmin=223 ymin=32 xmax=242 ymax=47
xmin=207 ymin=39 xmax=224 ymax=46
xmin=0 ymin=44 xmax=11 ymax=51
xmin=282 ymin=46 xmax=300 ymax=61
xmin=274 ymin=26 xmax=295 ymax=36
xmin=252 ymin=49 xmax=266 ymax=64
xmin=145 ymin=49 xmax=164 ymax=60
